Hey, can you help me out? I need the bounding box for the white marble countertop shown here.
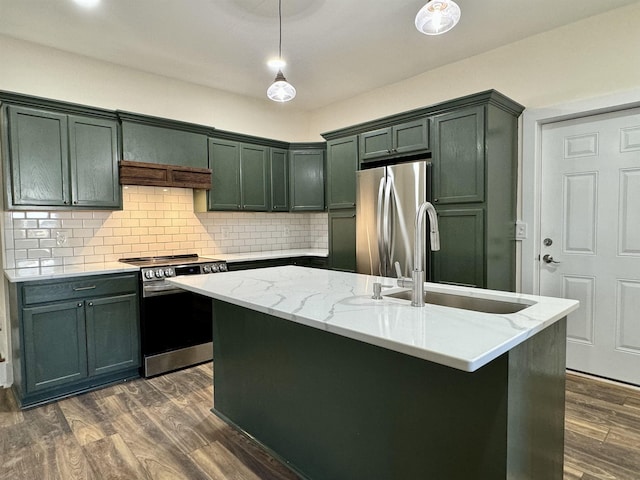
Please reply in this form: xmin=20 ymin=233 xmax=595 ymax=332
xmin=4 ymin=262 xmax=139 ymax=282
xmin=210 ymin=248 xmax=328 ymax=263
xmin=167 ymin=266 xmax=579 ymax=372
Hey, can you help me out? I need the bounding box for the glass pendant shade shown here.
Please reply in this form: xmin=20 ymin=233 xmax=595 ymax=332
xmin=415 ymin=0 xmax=461 ymax=35
xmin=267 ymin=70 xmax=296 ymax=102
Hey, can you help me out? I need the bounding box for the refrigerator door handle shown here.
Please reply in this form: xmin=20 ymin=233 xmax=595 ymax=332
xmin=376 ymin=177 xmax=387 ymax=276
xmin=383 ymin=173 xmax=393 ymax=277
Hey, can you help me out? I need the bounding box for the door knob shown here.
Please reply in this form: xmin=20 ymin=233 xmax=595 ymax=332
xmin=542 ymin=254 xmax=560 ymax=264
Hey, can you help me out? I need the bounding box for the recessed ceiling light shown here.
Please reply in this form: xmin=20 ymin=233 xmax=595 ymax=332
xmin=73 ymin=0 xmax=101 ymax=8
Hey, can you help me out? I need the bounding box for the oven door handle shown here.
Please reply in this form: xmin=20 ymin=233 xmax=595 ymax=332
xmin=143 ymin=285 xmax=185 ymax=297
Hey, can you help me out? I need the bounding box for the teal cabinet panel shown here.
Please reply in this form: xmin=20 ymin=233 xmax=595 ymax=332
xmin=69 ymin=116 xmax=120 ymax=208
xmin=121 ymin=121 xmax=208 ymax=169
xmin=86 ymin=293 xmax=139 ymax=377
xmin=208 ymin=138 xmax=241 ymax=210
xmin=23 ymin=300 xmax=87 ymax=392
xmin=359 ymin=118 xmax=429 ymax=162
xmin=359 ymin=127 xmax=392 ymax=162
xmin=329 ymin=210 xmax=356 ymax=272
xmin=327 ymin=136 xmax=358 ymax=210
xmin=432 ymin=208 xmax=485 ymax=288
xmin=290 ymin=149 xmax=325 ymax=211
xmin=432 ymin=106 xmax=485 ymax=204
xmin=270 ymin=148 xmax=289 ymax=211
xmin=7 ymin=106 xmax=69 ymax=206
xmin=393 ymin=118 xmax=430 ymax=155
xmin=240 ymin=144 xmax=269 ymax=211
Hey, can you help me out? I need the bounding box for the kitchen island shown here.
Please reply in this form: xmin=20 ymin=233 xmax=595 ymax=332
xmin=168 ymin=266 xmax=579 ymax=480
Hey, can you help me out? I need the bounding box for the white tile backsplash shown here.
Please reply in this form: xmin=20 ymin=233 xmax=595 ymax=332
xmin=2 ymin=186 xmax=328 ymax=268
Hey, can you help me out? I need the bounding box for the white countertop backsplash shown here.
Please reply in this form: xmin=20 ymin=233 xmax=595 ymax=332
xmin=211 ymin=248 xmax=328 ymax=263
xmin=167 ymin=265 xmax=579 ymax=373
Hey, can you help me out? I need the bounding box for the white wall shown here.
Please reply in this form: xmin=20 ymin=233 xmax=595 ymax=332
xmin=309 ymin=3 xmax=640 ymax=137
xmin=0 ymin=35 xmax=311 ymax=143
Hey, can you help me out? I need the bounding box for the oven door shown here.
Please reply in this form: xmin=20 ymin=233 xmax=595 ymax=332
xmin=140 ymin=289 xmax=213 ymax=376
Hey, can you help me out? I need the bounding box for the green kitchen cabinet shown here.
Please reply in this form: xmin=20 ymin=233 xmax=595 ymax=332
xmin=290 ymin=148 xmax=325 ymax=211
xmin=431 ymin=106 xmax=485 ymax=205
xmin=120 ymin=115 xmax=209 ymax=169
xmin=327 ymin=136 xmax=358 ymax=210
xmin=431 ymin=207 xmax=485 ymax=288
xmin=4 ymin=105 xmax=120 ymax=209
xmin=270 ymin=148 xmax=289 ymax=211
xmin=205 ymin=138 xmax=269 ymax=211
xmin=359 ymin=118 xmax=429 ymax=162
xmin=10 ymin=273 xmax=140 ymax=408
xmin=329 ymin=209 xmax=357 ymax=272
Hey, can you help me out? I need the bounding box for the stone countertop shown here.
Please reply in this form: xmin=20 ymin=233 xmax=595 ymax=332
xmin=4 ymin=262 xmax=139 ymax=282
xmin=208 ymin=248 xmax=328 ymax=263
xmin=167 ymin=265 xmax=579 ymax=373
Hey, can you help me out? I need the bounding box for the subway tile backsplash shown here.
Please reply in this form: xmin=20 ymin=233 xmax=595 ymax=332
xmin=2 ymin=186 xmax=328 ymax=269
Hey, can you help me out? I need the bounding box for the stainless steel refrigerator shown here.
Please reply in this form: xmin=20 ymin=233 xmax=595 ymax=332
xmin=356 ymin=160 xmax=431 ymax=278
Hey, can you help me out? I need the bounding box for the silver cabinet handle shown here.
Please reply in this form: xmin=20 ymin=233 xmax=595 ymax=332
xmin=73 ymin=285 xmax=96 ymax=291
xmin=542 ymin=254 xmax=560 ymax=264
xmin=88 ymin=302 xmax=93 ymax=307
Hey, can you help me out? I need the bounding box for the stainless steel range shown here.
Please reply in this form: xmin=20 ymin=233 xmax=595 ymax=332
xmin=119 ymin=254 xmax=227 ymax=377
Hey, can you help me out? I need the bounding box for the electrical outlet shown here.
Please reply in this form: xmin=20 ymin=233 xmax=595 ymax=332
xmin=283 ymin=226 xmax=291 ymax=237
xmin=515 ymin=221 xmax=527 ymax=240
xmin=221 ymin=226 xmax=231 ymax=238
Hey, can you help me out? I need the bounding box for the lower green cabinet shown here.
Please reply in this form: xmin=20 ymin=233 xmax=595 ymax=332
xmin=432 ymin=208 xmax=484 ymax=288
xmin=10 ymin=273 xmax=140 ymax=408
xmin=329 ymin=209 xmax=356 ymax=272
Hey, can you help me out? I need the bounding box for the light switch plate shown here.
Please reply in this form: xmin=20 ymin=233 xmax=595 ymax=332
xmin=515 ymin=220 xmax=528 ymax=240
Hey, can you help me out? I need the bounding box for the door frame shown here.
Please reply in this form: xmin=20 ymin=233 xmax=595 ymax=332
xmin=520 ymin=87 xmax=640 ymax=295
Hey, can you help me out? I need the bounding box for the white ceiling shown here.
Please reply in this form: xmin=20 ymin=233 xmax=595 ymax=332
xmin=1 ymin=0 xmax=638 ymax=110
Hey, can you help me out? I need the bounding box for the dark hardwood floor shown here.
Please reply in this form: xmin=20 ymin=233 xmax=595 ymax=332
xmin=1 ymin=365 xmax=639 ymax=479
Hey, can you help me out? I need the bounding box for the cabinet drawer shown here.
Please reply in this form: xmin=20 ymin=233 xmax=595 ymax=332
xmin=22 ymin=273 xmax=138 ymax=306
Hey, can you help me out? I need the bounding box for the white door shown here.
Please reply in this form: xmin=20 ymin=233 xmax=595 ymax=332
xmin=540 ymin=108 xmax=640 ymax=385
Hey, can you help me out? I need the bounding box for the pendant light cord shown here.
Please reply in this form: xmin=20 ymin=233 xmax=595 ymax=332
xmin=278 ymin=0 xmax=282 ymax=60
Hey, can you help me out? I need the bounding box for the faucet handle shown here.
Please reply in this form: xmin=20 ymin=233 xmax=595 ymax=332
xmin=394 ymin=261 xmax=413 ymax=288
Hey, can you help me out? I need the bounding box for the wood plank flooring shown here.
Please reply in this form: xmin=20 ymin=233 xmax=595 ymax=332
xmin=1 ymin=365 xmax=639 ymax=479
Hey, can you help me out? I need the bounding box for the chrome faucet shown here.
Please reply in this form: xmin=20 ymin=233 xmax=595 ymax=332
xmin=395 ymin=202 xmax=440 ymax=307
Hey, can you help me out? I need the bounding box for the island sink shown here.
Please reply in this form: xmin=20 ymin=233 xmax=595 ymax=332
xmin=384 ymin=288 xmax=535 ymax=314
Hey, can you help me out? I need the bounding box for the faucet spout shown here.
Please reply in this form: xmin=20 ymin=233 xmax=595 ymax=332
xmin=412 ymin=201 xmax=440 ymax=307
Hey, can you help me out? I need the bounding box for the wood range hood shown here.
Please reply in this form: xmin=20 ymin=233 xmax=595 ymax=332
xmin=119 ymin=160 xmax=211 ymax=190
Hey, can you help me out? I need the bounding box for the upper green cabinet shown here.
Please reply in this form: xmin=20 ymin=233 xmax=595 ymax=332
xmin=327 ymin=136 xmax=358 ymax=210
xmin=4 ymin=105 xmax=120 ymax=209
xmin=121 ymin=117 xmax=208 ymax=169
xmin=431 ymin=106 xmax=485 ymax=205
xmin=290 ymin=148 xmax=325 ymax=211
xmin=206 ymin=138 xmax=269 ymax=211
xmin=270 ymin=148 xmax=289 ymax=211
xmin=359 ymin=118 xmax=429 ymax=162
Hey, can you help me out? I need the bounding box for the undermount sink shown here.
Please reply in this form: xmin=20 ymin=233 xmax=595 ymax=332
xmin=384 ymin=289 xmax=534 ymax=314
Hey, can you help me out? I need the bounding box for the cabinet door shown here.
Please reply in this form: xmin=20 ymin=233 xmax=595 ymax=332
xmin=122 ymin=121 xmax=208 ymax=169
xmin=208 ymin=138 xmax=241 ymax=210
xmin=240 ymin=144 xmax=269 ymax=211
xmin=290 ymin=150 xmax=325 ymax=211
xmin=432 ymin=208 xmax=485 ymax=288
xmin=270 ymin=148 xmax=289 ymax=211
xmin=7 ymin=106 xmax=70 ymax=206
xmin=359 ymin=127 xmax=392 ymax=162
xmin=327 ymin=136 xmax=358 ymax=210
xmin=393 ymin=118 xmax=429 ymax=155
xmin=69 ymin=115 xmax=121 ymax=208
xmin=23 ymin=300 xmax=87 ymax=392
xmin=329 ymin=210 xmax=356 ymax=272
xmin=85 ymin=293 xmax=139 ymax=377
xmin=432 ymin=106 xmax=485 ymax=204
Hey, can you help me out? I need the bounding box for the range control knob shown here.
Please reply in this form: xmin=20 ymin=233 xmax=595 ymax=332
xmin=155 ymin=269 xmax=164 ymax=278
xmin=164 ymin=268 xmax=174 ymax=277
xmin=219 ymin=263 xmax=228 ymax=272
xmin=210 ymin=263 xmax=219 ymax=273
xmin=203 ymin=265 xmax=211 ymax=273
xmin=144 ymin=270 xmax=154 ymax=279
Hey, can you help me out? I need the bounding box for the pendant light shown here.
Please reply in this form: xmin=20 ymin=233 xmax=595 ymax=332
xmin=415 ymin=0 xmax=461 ymax=36
xmin=267 ymin=0 xmax=296 ymax=102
